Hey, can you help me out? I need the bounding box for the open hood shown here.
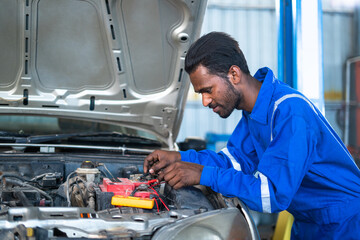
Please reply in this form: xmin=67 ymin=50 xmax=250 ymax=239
xmin=0 ymin=0 xmax=207 ymax=145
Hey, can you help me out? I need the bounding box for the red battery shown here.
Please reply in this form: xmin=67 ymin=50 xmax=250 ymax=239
xmin=99 ymin=178 xmax=157 ymax=198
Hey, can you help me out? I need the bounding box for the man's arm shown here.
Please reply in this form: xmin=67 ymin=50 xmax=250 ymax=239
xmin=143 ymin=113 xmax=259 ymax=189
xmin=148 ymin=108 xmax=318 ymax=213
xmin=200 ymin=112 xmax=319 ymax=213
xmin=157 ymin=161 xmax=204 ymax=189
xmin=180 ymin=114 xmax=259 ymax=175
xmin=143 ymin=150 xmax=204 ymax=189
xmin=143 ymin=150 xmax=181 ymax=174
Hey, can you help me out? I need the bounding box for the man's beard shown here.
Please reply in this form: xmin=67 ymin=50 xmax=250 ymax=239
xmin=217 ymin=80 xmax=242 ymax=118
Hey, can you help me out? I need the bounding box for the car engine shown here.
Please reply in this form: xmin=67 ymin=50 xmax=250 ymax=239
xmin=0 ymin=153 xmax=232 ymax=239
xmin=0 ymin=157 xmax=215 ymax=213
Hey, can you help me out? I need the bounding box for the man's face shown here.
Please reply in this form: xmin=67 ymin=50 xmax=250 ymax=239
xmin=189 ymin=65 xmax=242 ymax=118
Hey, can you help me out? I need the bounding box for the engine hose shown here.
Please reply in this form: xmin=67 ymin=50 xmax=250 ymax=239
xmin=0 ymin=173 xmax=37 ymax=184
xmin=13 ymin=191 xmax=32 ymax=207
xmin=3 ymin=178 xmax=54 ymax=206
xmin=66 ymin=171 xmax=77 ymax=207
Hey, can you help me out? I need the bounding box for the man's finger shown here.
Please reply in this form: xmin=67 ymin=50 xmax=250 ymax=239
xmin=156 ymin=170 xmax=164 ymax=181
xmin=150 ymin=159 xmax=170 ymax=173
xmin=172 ymin=181 xmax=184 ymax=190
xmin=162 ymin=163 xmax=175 ymax=175
xmin=146 ymin=159 xmax=158 ymax=174
xmin=168 ymin=175 xmax=182 ymax=189
xmin=143 ymin=153 xmax=158 ymax=173
xmin=162 ymin=167 xmax=176 ymax=182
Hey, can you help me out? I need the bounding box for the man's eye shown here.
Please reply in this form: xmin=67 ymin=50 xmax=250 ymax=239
xmin=197 ymin=88 xmax=212 ymax=95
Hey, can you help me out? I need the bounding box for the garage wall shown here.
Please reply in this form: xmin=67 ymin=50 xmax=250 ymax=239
xmin=322 ymin=3 xmax=357 ymax=139
xmin=177 ymin=0 xmax=358 ymax=144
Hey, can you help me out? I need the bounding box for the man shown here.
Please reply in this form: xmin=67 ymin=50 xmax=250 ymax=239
xmin=143 ymin=32 xmax=360 ymax=239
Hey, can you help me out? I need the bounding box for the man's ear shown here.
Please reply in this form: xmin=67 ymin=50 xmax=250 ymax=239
xmin=228 ymin=65 xmax=242 ymax=85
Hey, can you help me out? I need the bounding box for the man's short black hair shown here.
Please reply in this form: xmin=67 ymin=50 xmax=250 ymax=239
xmin=184 ymin=32 xmax=250 ymax=78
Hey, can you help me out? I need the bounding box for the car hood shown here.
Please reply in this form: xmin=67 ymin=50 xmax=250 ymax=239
xmin=0 ymin=0 xmax=207 ymax=146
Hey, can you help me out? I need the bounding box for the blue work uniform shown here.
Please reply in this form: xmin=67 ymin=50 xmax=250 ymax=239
xmin=180 ymin=67 xmax=360 ymax=239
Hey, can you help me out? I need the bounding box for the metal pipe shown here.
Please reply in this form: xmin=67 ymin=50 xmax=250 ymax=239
xmin=0 ymin=143 xmax=154 ymax=154
xmin=344 ymin=56 xmax=360 ymax=146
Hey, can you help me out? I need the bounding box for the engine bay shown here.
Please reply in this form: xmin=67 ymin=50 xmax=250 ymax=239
xmin=0 ymin=153 xmax=216 ymax=211
xmin=0 ymin=152 xmax=223 ymax=239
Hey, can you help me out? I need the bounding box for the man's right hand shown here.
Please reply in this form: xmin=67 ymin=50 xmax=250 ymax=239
xmin=143 ymin=150 xmax=181 ymax=175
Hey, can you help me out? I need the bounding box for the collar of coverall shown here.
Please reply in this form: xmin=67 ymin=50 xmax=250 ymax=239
xmin=245 ymin=67 xmax=276 ymax=124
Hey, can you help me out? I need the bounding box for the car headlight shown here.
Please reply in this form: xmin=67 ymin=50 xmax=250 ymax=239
xmin=152 ymin=207 xmax=259 ymax=240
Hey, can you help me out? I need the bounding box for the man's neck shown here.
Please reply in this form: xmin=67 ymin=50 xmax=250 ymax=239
xmin=243 ymin=75 xmax=262 ymax=112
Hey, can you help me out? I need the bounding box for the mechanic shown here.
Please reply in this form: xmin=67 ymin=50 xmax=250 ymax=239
xmin=143 ymin=32 xmax=360 ymax=239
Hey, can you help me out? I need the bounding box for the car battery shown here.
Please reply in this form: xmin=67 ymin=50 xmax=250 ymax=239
xmin=99 ymin=178 xmax=157 ymax=198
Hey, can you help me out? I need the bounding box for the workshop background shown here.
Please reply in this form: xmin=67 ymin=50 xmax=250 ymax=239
xmin=177 ymin=0 xmax=360 ymax=167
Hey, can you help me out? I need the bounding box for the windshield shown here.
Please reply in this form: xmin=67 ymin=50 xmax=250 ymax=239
xmin=0 ymin=115 xmax=158 ymax=141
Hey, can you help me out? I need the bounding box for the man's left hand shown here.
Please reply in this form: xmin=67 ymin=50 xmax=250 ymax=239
xmin=157 ymin=162 xmax=204 ymax=189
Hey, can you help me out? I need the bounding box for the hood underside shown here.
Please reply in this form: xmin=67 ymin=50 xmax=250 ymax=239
xmin=0 ymin=0 xmax=207 ymax=144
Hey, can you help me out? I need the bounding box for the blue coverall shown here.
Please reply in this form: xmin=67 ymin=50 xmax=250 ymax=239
xmin=180 ymin=67 xmax=360 ymax=239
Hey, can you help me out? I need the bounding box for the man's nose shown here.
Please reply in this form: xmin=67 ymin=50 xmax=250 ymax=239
xmin=202 ymin=94 xmax=212 ymax=107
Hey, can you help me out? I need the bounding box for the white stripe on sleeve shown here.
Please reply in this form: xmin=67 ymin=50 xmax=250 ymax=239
xmin=221 ymin=147 xmax=241 ymax=171
xmin=254 ymin=171 xmax=271 ymax=213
